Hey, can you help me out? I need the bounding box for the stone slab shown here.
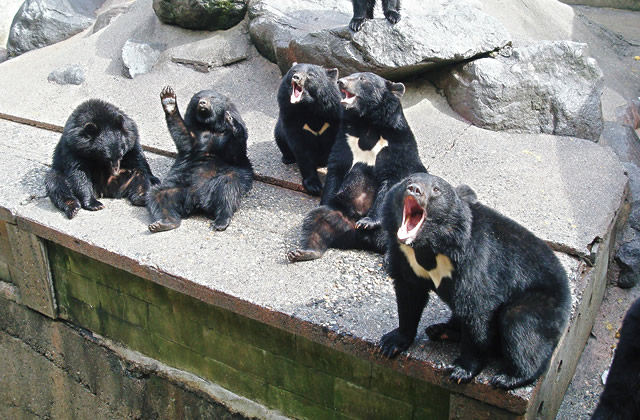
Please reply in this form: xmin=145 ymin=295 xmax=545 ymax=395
xmin=0 ymin=118 xmax=618 ymax=414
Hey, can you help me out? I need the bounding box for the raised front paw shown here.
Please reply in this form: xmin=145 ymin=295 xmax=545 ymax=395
xmin=302 ymin=177 xmax=323 ymax=196
xmin=84 ymin=198 xmax=104 ymax=211
xmin=349 ymin=17 xmax=367 ymax=32
xmin=448 ymin=357 xmax=483 ymax=385
xmin=384 ymin=10 xmax=401 ymax=25
xmin=160 ymin=86 xmax=177 ymax=114
xmin=355 ymin=216 xmax=379 ymax=230
xmin=379 ymin=328 xmax=414 ymax=358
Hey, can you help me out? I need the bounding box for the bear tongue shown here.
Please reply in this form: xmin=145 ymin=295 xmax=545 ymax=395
xmin=290 ymin=82 xmax=303 ymax=104
xmin=397 ymin=195 xmax=425 ymax=245
xmin=340 ymin=89 xmax=356 ymax=105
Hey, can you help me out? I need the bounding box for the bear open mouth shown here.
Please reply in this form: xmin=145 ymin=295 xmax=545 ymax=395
xmin=290 ymin=81 xmax=304 ymax=104
xmin=397 ymin=195 xmax=425 ymax=245
xmin=340 ymin=89 xmax=356 ymax=106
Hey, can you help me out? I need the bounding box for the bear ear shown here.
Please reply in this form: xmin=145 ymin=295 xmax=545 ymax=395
xmin=83 ymin=122 xmax=99 ymax=137
xmin=387 ymin=81 xmax=405 ymax=98
xmin=325 ymin=68 xmax=339 ymax=82
xmin=456 ymin=184 xmax=478 ymax=204
xmin=291 ymin=61 xmax=298 ymax=68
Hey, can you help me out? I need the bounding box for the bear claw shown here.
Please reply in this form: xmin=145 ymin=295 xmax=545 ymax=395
xmin=160 ymin=86 xmax=177 ymax=114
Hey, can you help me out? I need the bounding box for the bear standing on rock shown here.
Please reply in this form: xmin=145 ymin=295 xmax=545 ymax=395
xmin=287 ymin=72 xmax=426 ymax=262
xmin=46 ymin=99 xmax=160 ymax=219
xmin=350 ymin=0 xmax=401 ymax=32
xmin=147 ymin=87 xmax=253 ymax=233
xmin=379 ymin=172 xmax=571 ymax=390
xmin=275 ymin=63 xmax=342 ymax=196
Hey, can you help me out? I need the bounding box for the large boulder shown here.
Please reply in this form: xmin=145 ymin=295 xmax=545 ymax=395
xmin=7 ymin=0 xmax=105 ymax=57
xmin=152 ymin=0 xmax=247 ymax=31
xmin=248 ymin=0 xmax=511 ymax=79
xmin=122 ymin=39 xmax=163 ymax=79
xmin=436 ymin=41 xmax=605 ymax=141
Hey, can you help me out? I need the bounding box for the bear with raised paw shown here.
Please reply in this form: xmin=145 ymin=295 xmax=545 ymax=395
xmin=46 ymin=99 xmax=159 ymax=219
xmin=288 ymin=72 xmax=426 ymax=262
xmin=147 ymin=87 xmax=253 ymax=233
xmin=350 ymin=0 xmax=401 ymax=32
xmin=275 ymin=63 xmax=341 ymax=196
xmin=379 ymin=172 xmax=571 ymax=390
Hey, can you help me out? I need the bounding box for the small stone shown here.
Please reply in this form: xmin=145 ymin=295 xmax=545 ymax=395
xmin=121 ymin=39 xmax=163 ymax=79
xmin=47 ymin=64 xmax=86 ymax=85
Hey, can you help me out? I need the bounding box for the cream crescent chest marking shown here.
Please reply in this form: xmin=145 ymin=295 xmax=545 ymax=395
xmin=303 ymin=122 xmax=330 ymax=136
xmin=346 ymin=135 xmax=389 ymax=168
xmin=399 ymin=244 xmax=454 ymax=288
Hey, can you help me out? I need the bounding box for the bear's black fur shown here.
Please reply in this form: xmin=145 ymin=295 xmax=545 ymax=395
xmin=147 ymin=87 xmax=253 ymax=233
xmin=287 ymin=72 xmax=426 ymax=262
xmin=350 ymin=0 xmax=401 ymax=32
xmin=592 ymin=297 xmax=640 ymax=420
xmin=275 ymin=63 xmax=341 ymax=196
xmin=46 ymin=99 xmax=159 ymax=219
xmin=379 ymin=173 xmax=571 ymax=390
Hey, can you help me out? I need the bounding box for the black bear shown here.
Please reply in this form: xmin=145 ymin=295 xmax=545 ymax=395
xmin=147 ymin=86 xmax=253 ymax=233
xmin=287 ymin=72 xmax=426 ymax=262
xmin=379 ymin=173 xmax=571 ymax=390
xmin=46 ymin=99 xmax=159 ymax=219
xmin=592 ymin=297 xmax=640 ymax=420
xmin=349 ymin=0 xmax=401 ymax=32
xmin=275 ymin=63 xmax=342 ymax=196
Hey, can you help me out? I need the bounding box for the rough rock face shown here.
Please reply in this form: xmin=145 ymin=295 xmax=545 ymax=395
xmin=7 ymin=0 xmax=105 ymax=57
xmin=248 ymin=0 xmax=511 ymax=79
xmin=122 ymin=40 xmax=163 ymax=79
xmin=93 ymin=3 xmax=133 ymax=33
xmin=437 ymin=41 xmax=605 ymax=141
xmin=47 ymin=64 xmax=86 ymax=85
xmin=152 ymin=0 xmax=247 ymax=31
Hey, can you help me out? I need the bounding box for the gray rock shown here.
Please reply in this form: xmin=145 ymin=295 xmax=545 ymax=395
xmin=121 ymin=39 xmax=163 ymax=79
xmin=47 ymin=64 xmax=86 ymax=85
xmin=436 ymin=41 xmax=605 ymax=141
xmin=7 ymin=0 xmax=105 ymax=57
xmin=92 ymin=3 xmax=133 ymax=34
xmin=248 ymin=0 xmax=511 ymax=79
xmin=599 ymin=121 xmax=640 ymax=165
xmin=616 ymin=162 xmax=640 ymax=289
xmin=152 ymin=0 xmax=247 ymax=31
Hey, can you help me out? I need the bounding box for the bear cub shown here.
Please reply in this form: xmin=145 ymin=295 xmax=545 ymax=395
xmin=46 ymin=99 xmax=159 ymax=219
xmin=147 ymin=87 xmax=253 ymax=232
xmin=350 ymin=0 xmax=401 ymax=32
xmin=591 ymin=297 xmax=640 ymax=420
xmin=275 ymin=63 xmax=341 ymax=196
xmin=287 ymin=72 xmax=426 ymax=262
xmin=380 ymin=173 xmax=571 ymax=390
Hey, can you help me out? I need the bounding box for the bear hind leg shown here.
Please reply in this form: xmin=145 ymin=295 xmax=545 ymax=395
xmin=147 ymin=186 xmax=186 ymax=233
xmin=288 ymin=206 xmax=354 ymax=262
xmin=201 ymin=171 xmax=250 ymax=231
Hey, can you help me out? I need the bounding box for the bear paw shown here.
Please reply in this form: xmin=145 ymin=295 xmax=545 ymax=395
xmin=84 ymin=199 xmax=105 ymax=211
xmin=379 ymin=329 xmax=413 ymax=358
xmin=355 ymin=217 xmax=380 ymax=230
xmin=302 ymin=177 xmax=323 ymax=196
xmin=160 ymin=86 xmax=177 ymax=114
xmin=281 ymin=155 xmax=296 ymax=165
xmin=149 ymin=219 xmax=180 ymax=233
xmin=448 ymin=357 xmax=482 ymax=384
xmin=384 ymin=10 xmax=401 ymax=25
xmin=64 ymin=201 xmax=81 ymax=219
xmin=287 ymin=249 xmax=323 ymax=263
xmin=425 ymin=322 xmax=460 ymax=342
xmin=211 ymin=217 xmax=231 ymax=231
xmin=489 ymin=373 xmax=529 ymax=390
xmin=349 ymin=17 xmax=367 ymax=32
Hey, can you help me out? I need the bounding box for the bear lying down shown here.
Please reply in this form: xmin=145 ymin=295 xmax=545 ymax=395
xmin=380 ymin=173 xmax=571 ymax=390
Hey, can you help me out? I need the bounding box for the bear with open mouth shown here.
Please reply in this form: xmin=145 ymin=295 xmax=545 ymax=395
xmin=274 ymin=62 xmax=342 ymax=196
xmin=287 ymin=72 xmax=426 ymax=262
xmin=379 ymin=172 xmax=571 ymax=390
xmin=46 ymin=99 xmax=160 ymax=219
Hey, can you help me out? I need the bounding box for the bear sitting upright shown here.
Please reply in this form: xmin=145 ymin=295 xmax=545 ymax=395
xmin=147 ymin=87 xmax=253 ymax=232
xmin=379 ymin=173 xmax=571 ymax=390
xmin=275 ymin=63 xmax=342 ymax=196
xmin=287 ymin=72 xmax=426 ymax=262
xmin=349 ymin=0 xmax=401 ymax=32
xmin=46 ymin=99 xmax=160 ymax=219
